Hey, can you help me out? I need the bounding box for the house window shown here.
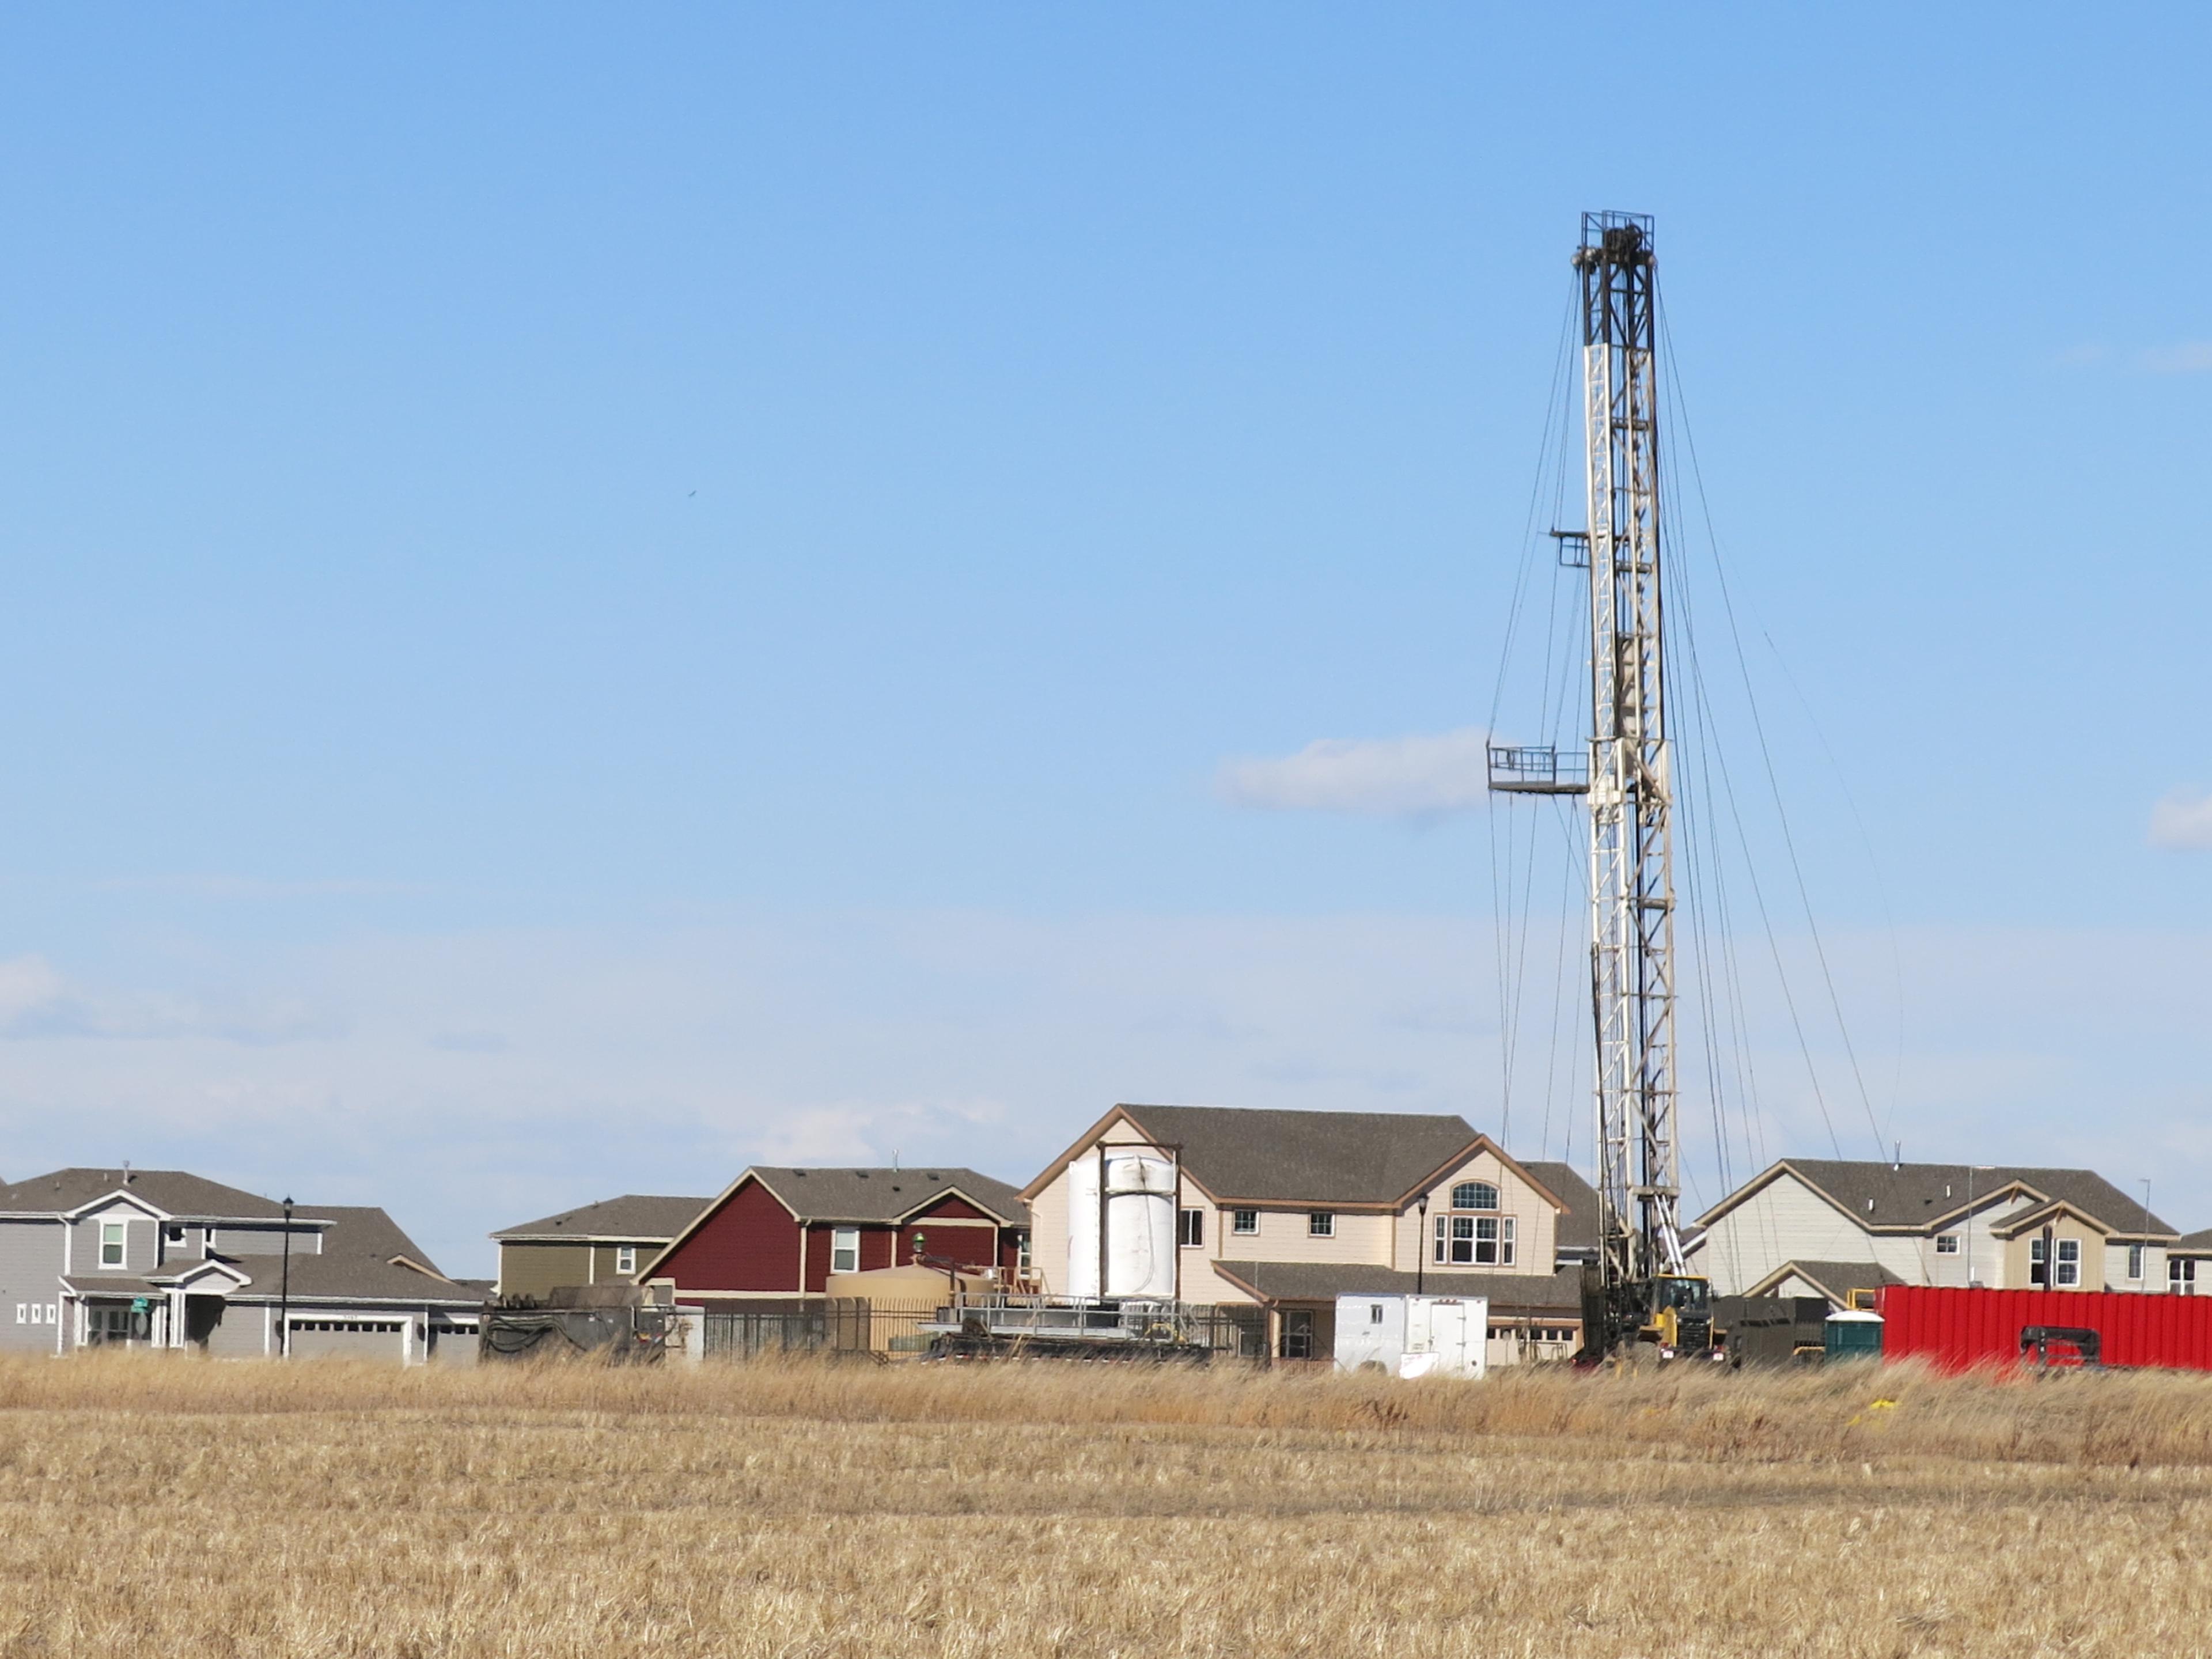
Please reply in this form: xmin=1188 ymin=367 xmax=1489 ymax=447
xmin=2055 ymin=1239 xmax=2081 ymax=1287
xmin=99 ymin=1222 xmax=126 ymax=1268
xmin=1437 ymin=1215 xmax=1468 ymax=1264
xmin=1232 ymin=1210 xmax=1259 ymax=1236
xmin=1178 ymin=1209 xmax=1205 ymax=1248
xmin=615 ymin=1245 xmax=638 ymax=1277
xmin=1482 ymin=1217 xmax=1517 ymax=1266
xmin=1434 ymin=1214 xmax=1517 ymax=1266
xmin=830 ymin=1228 xmax=861 ymax=1275
xmin=1016 ymin=1232 xmax=1032 ymax=1273
xmin=2127 ymin=1243 xmax=2145 ymax=1282
xmin=2029 ymin=1237 xmax=2046 ymax=1286
xmin=1934 ymin=1234 xmax=1959 ymax=1255
xmin=164 ymin=1225 xmax=184 ymax=1244
xmin=1452 ymin=1181 xmax=1499 ymax=1212
xmin=1308 ymin=1211 xmax=1334 ymax=1238
xmin=2173 ymin=1257 xmax=2197 ymax=1294
xmin=1369 ymin=1303 xmax=1384 ymax=1325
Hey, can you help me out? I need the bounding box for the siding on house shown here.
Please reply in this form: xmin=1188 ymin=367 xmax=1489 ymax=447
xmin=2104 ymin=1240 xmax=2168 ymax=1292
xmin=2000 ymin=1215 xmax=2108 ymax=1292
xmin=657 ymin=1178 xmax=802 ymax=1293
xmin=0 ymin=1223 xmax=63 ymax=1354
xmin=67 ymin=1207 xmax=156 ymax=1277
xmin=1920 ymin=1198 xmax=2035 ymax=1289
xmin=898 ymin=1213 xmax=998 ymax=1270
xmin=1392 ymin=1150 xmax=1559 ymax=1276
xmin=211 ymin=1223 xmax=320 ymax=1257
xmin=1695 ymin=1176 xmax=1941 ymax=1294
xmin=204 ymin=1305 xmax=270 ymax=1359
xmin=498 ymin=1243 xmax=594 ymax=1300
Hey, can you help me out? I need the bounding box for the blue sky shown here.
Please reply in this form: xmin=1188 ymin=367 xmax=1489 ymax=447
xmin=1 ymin=7 xmax=2209 ymax=1271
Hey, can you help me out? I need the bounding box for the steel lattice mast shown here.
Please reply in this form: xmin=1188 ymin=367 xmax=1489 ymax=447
xmin=1490 ymin=211 xmax=1684 ymax=1314
xmin=1575 ymin=211 xmax=1684 ymax=1291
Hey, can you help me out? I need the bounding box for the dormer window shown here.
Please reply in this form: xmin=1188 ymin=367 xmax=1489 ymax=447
xmin=1452 ymin=1181 xmax=1499 ymax=1212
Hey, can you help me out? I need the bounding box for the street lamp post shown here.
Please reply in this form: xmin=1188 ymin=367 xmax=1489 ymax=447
xmin=1415 ymin=1196 xmax=1428 ymax=1297
xmin=279 ymin=1196 xmax=294 ymax=1358
xmin=2143 ymin=1179 xmax=2154 ymax=1290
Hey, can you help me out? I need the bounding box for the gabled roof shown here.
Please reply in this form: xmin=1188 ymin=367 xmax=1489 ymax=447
xmin=1520 ymin=1161 xmax=1599 ymax=1255
xmin=0 ymin=1168 xmax=298 ymax=1222
xmin=491 ymin=1194 xmax=711 ymax=1243
xmin=1743 ymin=1259 xmax=1904 ymax=1305
xmin=225 ymin=1205 xmax=475 ymax=1306
xmin=1021 ymin=1104 xmax=1541 ymax=1210
xmin=745 ymin=1167 xmax=1025 ymax=1226
xmin=642 ymin=1165 xmax=1025 ymax=1279
xmin=1211 ymin=1260 xmax=1584 ymax=1315
xmin=1696 ymin=1160 xmax=2176 ymax=1239
xmin=1990 ymin=1198 xmax=2113 ymax=1240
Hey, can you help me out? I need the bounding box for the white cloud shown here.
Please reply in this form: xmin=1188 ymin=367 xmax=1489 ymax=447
xmin=0 ymin=953 xmax=336 ymax=1044
xmin=1217 ymin=728 xmax=1491 ymax=817
xmin=2140 ymin=342 xmax=2212 ymax=375
xmin=2150 ymin=791 xmax=2212 ymax=850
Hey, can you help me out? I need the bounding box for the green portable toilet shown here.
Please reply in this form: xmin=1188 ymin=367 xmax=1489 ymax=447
xmin=1824 ymin=1309 xmax=1884 ymax=1361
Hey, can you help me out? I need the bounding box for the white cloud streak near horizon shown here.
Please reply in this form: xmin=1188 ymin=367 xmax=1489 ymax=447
xmin=1217 ymin=728 xmax=1492 ymax=817
xmin=0 ymin=912 xmax=2209 ymax=1277
xmin=2149 ymin=791 xmax=2212 ymax=850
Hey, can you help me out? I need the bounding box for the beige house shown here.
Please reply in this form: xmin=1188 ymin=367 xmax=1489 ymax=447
xmin=1020 ymin=1104 xmax=1594 ymax=1364
xmin=1691 ymin=1160 xmax=2178 ymax=1305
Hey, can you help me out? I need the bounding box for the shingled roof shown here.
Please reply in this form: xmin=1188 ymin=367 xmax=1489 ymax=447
xmin=0 ymin=1168 xmax=297 ymax=1222
xmin=1521 ymin=1161 xmax=1599 ymax=1256
xmin=492 ymin=1194 xmax=710 ymax=1242
xmin=1744 ymin=1259 xmax=1905 ymax=1304
xmin=747 ymin=1167 xmax=1025 ymax=1225
xmin=1700 ymin=1160 xmax=2177 ymax=1238
xmin=1060 ymin=1105 xmax=1492 ymax=1207
xmin=224 ymin=1205 xmax=478 ymax=1306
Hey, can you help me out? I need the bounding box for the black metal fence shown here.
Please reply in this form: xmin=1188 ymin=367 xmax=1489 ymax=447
xmin=699 ymin=1300 xmax=937 ymax=1359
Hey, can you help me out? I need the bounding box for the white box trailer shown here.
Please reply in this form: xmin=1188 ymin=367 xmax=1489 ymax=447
xmin=1333 ymin=1293 xmax=1488 ymax=1380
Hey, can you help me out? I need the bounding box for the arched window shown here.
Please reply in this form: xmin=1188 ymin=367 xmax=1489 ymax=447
xmin=1452 ymin=1181 xmax=1499 ymax=1212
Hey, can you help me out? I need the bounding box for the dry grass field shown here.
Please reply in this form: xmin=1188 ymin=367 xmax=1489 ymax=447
xmin=1 ymin=1354 xmax=2208 ymax=1657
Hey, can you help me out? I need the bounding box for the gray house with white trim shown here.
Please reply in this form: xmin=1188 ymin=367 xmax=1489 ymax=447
xmin=0 ymin=1168 xmax=484 ymax=1363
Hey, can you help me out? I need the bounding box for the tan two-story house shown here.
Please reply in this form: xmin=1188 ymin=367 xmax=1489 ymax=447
xmin=1020 ymin=1104 xmax=1596 ymax=1363
xmin=1690 ymin=1160 xmax=2179 ymax=1306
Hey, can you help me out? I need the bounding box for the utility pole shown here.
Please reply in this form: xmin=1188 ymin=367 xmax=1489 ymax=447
xmin=1492 ymin=212 xmax=1684 ymax=1341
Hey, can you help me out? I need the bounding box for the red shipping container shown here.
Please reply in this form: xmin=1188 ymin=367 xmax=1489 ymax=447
xmin=1876 ymin=1285 xmax=2212 ymax=1373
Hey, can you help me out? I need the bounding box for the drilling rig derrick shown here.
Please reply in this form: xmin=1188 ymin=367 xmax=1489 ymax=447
xmin=1488 ymin=212 xmax=1710 ymax=1361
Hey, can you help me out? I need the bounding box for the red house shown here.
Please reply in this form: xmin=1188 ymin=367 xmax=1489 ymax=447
xmin=642 ymin=1166 xmax=1029 ymax=1302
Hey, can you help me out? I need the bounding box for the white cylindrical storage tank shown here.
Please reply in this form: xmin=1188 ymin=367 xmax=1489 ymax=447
xmin=1104 ymin=1152 xmax=1176 ymax=1299
xmin=1065 ymin=1149 xmax=1177 ymax=1299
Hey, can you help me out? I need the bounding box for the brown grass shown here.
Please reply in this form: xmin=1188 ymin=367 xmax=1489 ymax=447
xmin=2 ymin=1354 xmax=2209 ymax=1656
